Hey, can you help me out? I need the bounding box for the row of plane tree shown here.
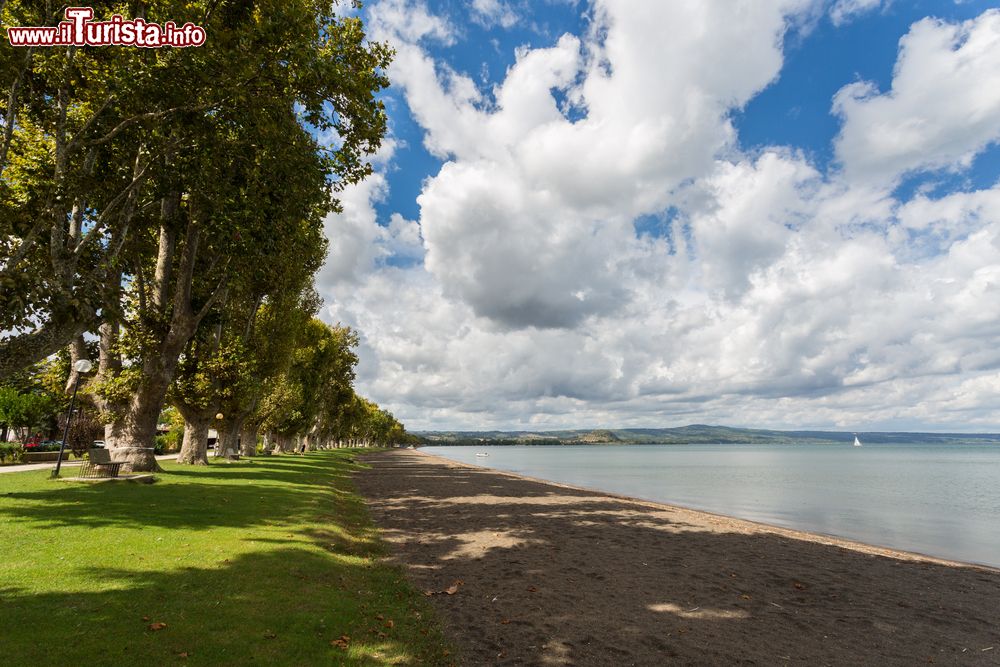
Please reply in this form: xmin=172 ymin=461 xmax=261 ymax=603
xmin=0 ymin=1 xmax=408 ymax=469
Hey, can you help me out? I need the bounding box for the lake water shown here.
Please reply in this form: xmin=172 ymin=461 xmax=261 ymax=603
xmin=421 ymin=443 xmax=1000 ymax=569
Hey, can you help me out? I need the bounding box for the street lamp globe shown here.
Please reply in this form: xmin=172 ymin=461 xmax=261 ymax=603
xmin=53 ymin=359 xmax=93 ymax=477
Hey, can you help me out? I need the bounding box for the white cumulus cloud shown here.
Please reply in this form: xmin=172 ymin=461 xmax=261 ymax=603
xmin=315 ymin=2 xmax=1000 ymax=432
xmin=833 ymin=9 xmax=1000 ymax=184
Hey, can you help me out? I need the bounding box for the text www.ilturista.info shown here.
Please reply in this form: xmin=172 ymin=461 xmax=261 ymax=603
xmin=7 ymin=7 xmax=206 ymax=48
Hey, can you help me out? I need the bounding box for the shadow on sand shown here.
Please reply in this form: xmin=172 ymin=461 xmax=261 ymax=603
xmin=355 ymin=450 xmax=1000 ymax=666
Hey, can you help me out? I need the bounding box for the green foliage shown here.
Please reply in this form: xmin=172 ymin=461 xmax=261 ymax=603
xmin=0 ymin=443 xmax=25 ymax=464
xmin=0 ymin=386 xmax=59 ymax=437
xmin=1 ymin=1 xmax=408 ymax=450
xmin=257 ymin=318 xmax=361 ymax=440
xmin=1 ymin=0 xmax=393 ymax=380
xmin=154 ymin=429 xmax=182 ymax=455
xmin=155 ymin=406 xmax=184 ymax=454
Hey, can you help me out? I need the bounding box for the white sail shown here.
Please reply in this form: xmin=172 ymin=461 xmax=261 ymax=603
xmin=853 ymin=435 xmax=862 ymax=447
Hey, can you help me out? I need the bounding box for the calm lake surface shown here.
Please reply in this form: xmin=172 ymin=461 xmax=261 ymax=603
xmin=422 ymin=443 xmax=1000 ymax=569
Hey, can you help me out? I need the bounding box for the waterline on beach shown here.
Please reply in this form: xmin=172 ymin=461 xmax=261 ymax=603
xmin=422 ymin=443 xmax=1000 ymax=569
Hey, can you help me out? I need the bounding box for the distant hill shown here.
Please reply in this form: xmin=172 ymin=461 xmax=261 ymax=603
xmin=415 ymin=425 xmax=1000 ymax=446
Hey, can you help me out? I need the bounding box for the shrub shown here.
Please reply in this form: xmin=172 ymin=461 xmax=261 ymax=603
xmin=66 ymin=410 xmax=104 ymax=458
xmin=154 ymin=429 xmax=182 ymax=455
xmin=24 ymin=441 xmax=62 ymax=452
xmin=0 ymin=443 xmax=25 ymax=464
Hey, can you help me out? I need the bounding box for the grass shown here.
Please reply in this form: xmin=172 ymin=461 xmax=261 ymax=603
xmin=0 ymin=451 xmax=455 ymax=666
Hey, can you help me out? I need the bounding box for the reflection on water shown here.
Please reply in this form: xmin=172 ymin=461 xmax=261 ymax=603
xmin=422 ymin=443 xmax=1000 ymax=568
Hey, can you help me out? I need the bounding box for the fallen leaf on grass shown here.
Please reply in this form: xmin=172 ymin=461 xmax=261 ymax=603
xmin=384 ymin=619 xmax=395 ymax=629
xmin=264 ymin=631 xmax=277 ymax=639
xmin=331 ymin=635 xmax=350 ymax=649
xmin=526 ymin=586 xmax=538 ymax=593
xmin=142 ymin=616 xmax=150 ymax=621
xmin=500 ymin=618 xmax=511 ymax=625
xmin=148 ymin=622 xmax=167 ymax=631
xmin=740 ymin=594 xmax=752 ymax=600
xmin=793 ymin=581 xmax=807 ymax=590
xmin=178 ymin=652 xmax=189 ymax=659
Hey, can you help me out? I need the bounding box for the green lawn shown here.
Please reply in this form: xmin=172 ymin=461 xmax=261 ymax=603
xmin=0 ymin=451 xmax=454 ymax=666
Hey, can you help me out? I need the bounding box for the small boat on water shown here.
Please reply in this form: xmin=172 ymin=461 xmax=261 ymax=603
xmin=853 ymin=434 xmax=862 ymax=447
xmin=475 ymin=452 xmax=490 ymax=457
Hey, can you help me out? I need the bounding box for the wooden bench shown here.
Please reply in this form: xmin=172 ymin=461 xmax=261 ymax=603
xmin=80 ymin=448 xmax=127 ymax=478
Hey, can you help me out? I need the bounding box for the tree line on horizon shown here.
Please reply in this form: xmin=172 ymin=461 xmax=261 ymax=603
xmin=417 ymin=425 xmax=1000 ymax=446
xmin=0 ymin=1 xmax=410 ymax=469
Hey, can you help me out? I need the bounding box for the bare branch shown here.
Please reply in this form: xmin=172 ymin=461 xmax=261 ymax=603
xmin=72 ymin=158 xmax=151 ymax=258
xmin=83 ymin=102 xmax=219 ymax=148
xmin=0 ymin=218 xmax=48 ymax=278
xmin=0 ymin=47 xmax=33 ymax=179
xmin=0 ymin=304 xmax=96 ymax=381
xmin=65 ymin=94 xmax=116 ymax=153
xmin=195 ymin=268 xmax=231 ymax=325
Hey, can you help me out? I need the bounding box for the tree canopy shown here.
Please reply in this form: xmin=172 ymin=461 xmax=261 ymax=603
xmin=0 ymin=1 xmax=411 ymax=465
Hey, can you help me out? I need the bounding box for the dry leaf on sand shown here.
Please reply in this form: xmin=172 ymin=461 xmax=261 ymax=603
xmin=425 ymin=580 xmax=464 ymax=596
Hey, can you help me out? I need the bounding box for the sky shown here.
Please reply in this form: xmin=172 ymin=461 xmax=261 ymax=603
xmin=316 ymin=0 xmax=1000 ymax=433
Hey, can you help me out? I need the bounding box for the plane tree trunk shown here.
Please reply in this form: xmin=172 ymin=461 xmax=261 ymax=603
xmin=176 ymin=409 xmax=212 ymax=465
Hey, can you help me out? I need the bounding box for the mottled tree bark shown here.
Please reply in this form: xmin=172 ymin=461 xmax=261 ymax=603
xmin=273 ymin=434 xmax=292 ymax=453
xmin=176 ymin=410 xmax=211 ymax=465
xmin=216 ymin=416 xmax=245 ymax=457
xmin=112 ymin=213 xmax=222 ymax=472
xmin=239 ymin=424 xmax=258 ymax=457
xmin=0 ymin=308 xmax=95 ymax=381
xmin=64 ymin=334 xmax=88 ymax=394
xmin=97 ymin=313 xmax=125 ymax=449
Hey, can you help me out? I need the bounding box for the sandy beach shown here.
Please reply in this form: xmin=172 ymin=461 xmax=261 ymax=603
xmin=354 ymin=449 xmax=1000 ymax=666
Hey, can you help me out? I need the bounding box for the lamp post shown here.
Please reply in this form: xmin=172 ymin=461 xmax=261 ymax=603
xmin=53 ymin=359 xmax=93 ymax=477
xmin=214 ymin=413 xmax=224 ymax=455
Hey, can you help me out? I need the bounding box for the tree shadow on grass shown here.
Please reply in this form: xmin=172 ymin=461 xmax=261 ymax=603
xmin=0 ymin=548 xmax=449 ymax=667
xmin=0 ymin=452 xmax=453 ymax=666
xmin=0 ymin=455 xmax=352 ymax=532
xmin=355 ymin=450 xmax=1000 ymax=667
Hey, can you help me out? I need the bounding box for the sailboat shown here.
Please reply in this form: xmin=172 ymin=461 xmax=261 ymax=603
xmin=853 ymin=434 xmax=862 ymax=447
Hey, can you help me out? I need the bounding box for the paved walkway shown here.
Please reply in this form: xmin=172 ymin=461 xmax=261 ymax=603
xmin=0 ymin=453 xmax=177 ymax=474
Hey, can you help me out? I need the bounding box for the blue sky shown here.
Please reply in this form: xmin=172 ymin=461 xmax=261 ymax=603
xmin=378 ymin=0 xmax=1000 ymax=221
xmin=317 ymin=0 xmax=1000 ymax=432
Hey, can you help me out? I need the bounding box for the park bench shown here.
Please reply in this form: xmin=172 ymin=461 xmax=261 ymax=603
xmin=80 ymin=447 xmax=127 ymax=478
